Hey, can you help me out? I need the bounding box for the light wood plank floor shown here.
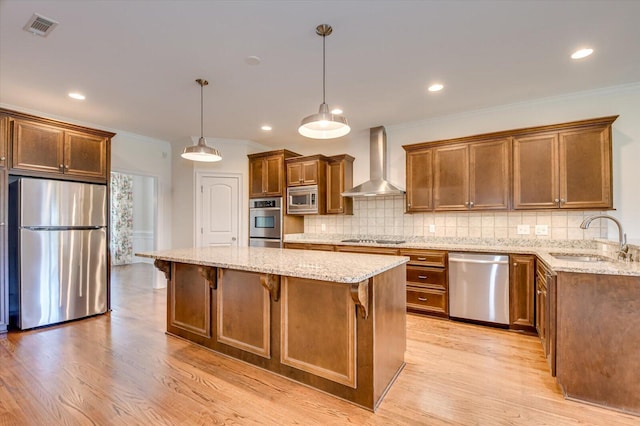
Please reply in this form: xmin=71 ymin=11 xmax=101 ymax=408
xmin=0 ymin=263 xmax=636 ymax=425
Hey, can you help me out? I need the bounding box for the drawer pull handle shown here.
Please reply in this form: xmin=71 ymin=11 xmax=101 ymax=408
xmin=418 ymin=275 xmax=428 ymax=279
xmin=418 ymin=297 xmax=428 ymax=302
xmin=417 ymin=257 xmax=427 ymax=261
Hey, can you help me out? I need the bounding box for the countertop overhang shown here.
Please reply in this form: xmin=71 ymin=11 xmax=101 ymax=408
xmin=137 ymin=246 xmax=408 ymax=284
xmin=283 ymin=235 xmax=640 ymax=277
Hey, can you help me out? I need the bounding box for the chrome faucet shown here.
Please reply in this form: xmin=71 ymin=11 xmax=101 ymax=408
xmin=580 ymin=214 xmax=630 ymax=261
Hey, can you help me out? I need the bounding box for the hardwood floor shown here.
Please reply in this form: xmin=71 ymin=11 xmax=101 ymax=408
xmin=0 ymin=263 xmax=636 ymax=425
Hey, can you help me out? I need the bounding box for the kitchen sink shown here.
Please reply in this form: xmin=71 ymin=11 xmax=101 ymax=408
xmin=549 ymin=253 xmax=610 ymax=262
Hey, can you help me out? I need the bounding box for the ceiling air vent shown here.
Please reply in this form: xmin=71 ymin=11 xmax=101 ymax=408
xmin=23 ymin=13 xmax=59 ymax=37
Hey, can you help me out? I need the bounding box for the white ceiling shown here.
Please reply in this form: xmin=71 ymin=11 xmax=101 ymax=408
xmin=1 ymin=1 xmax=639 ymax=148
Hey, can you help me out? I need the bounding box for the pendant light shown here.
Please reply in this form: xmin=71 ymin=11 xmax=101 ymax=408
xmin=181 ymin=79 xmax=222 ymax=162
xmin=298 ymin=24 xmax=350 ymax=139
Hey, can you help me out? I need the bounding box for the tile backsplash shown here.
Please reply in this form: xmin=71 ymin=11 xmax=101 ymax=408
xmin=303 ymin=195 xmax=608 ymax=241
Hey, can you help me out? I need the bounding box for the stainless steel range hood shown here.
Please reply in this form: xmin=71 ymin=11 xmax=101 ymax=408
xmin=341 ymin=126 xmax=405 ymax=197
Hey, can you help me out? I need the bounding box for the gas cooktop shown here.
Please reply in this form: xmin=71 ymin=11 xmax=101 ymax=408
xmin=340 ymin=239 xmax=406 ymax=245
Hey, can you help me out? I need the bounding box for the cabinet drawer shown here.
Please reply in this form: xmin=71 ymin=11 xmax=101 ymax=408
xmin=406 ymin=287 xmax=447 ymax=315
xmin=400 ymin=250 xmax=446 ymax=267
xmin=406 ymin=266 xmax=446 ymax=290
xmin=336 ymin=246 xmax=399 ymax=255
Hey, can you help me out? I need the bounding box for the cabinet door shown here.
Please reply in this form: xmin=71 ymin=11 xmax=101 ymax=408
xmin=301 ymin=161 xmax=318 ymax=184
xmin=168 ymin=263 xmax=213 ymax=340
xmin=249 ymin=158 xmax=266 ymax=197
xmin=0 ymin=116 xmax=8 ymax=169
xmin=513 ymin=133 xmax=559 ymax=209
xmin=509 ymin=254 xmax=535 ymax=329
xmin=535 ymin=271 xmax=547 ymax=354
xmin=406 ymin=148 xmax=433 ymax=212
xmin=287 ymin=162 xmax=303 ymax=186
xmin=469 ymin=138 xmax=510 ymax=210
xmin=11 ymin=118 xmax=64 ymax=174
xmin=433 ymin=144 xmax=468 ymax=211
xmin=559 ymin=126 xmax=612 ymax=209
xmin=64 ymin=131 xmax=107 ymax=180
xmin=0 ymin=170 xmax=6 ymax=333
xmin=264 ymin=155 xmax=284 ymax=196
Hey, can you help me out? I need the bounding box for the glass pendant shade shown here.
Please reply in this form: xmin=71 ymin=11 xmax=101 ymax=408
xmin=182 ymin=78 xmax=222 ymax=162
xmin=299 ymin=24 xmax=350 ymax=140
xmin=298 ymin=103 xmax=350 ymax=139
xmin=181 ymin=137 xmax=222 ymax=162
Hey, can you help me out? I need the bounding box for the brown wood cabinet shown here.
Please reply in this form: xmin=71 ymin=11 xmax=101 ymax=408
xmin=284 ymin=242 xmax=335 ymax=251
xmin=513 ymin=117 xmax=615 ymax=210
xmin=509 ymin=254 xmax=536 ymax=331
xmin=0 ymin=115 xmax=8 ymax=169
xmin=326 ymin=155 xmax=354 ymax=215
xmin=286 ymin=155 xmax=328 ymax=187
xmin=248 ymin=149 xmax=300 ymax=198
xmin=401 ymin=249 xmax=448 ymax=317
xmin=536 ymin=259 xmax=556 ymax=376
xmin=0 ymin=170 xmax=6 ymax=333
xmin=8 ymin=114 xmax=112 ymax=182
xmin=405 ymin=116 xmax=616 ymax=212
xmin=405 ymin=148 xmax=433 ymax=212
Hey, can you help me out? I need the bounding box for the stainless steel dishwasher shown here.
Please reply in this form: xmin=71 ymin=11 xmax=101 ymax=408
xmin=448 ymin=253 xmax=510 ymax=325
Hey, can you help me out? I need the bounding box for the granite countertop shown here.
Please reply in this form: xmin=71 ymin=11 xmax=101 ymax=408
xmin=137 ymin=246 xmax=409 ymax=284
xmin=284 ymin=234 xmax=640 ymax=277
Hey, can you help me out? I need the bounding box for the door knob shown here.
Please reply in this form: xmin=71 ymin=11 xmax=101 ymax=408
xmin=231 ymin=237 xmax=237 ymax=241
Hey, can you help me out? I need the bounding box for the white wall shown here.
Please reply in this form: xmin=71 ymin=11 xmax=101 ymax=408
xmin=172 ymin=137 xmax=270 ymax=248
xmin=290 ymin=83 xmax=640 ymax=242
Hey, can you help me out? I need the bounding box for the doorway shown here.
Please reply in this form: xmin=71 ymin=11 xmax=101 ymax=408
xmin=110 ymin=172 xmax=157 ymax=265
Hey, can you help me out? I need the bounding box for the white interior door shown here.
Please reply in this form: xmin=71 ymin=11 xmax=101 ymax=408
xmin=196 ymin=174 xmax=240 ymax=247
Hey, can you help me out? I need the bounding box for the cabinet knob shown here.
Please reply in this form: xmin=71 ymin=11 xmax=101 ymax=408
xmin=554 ymin=198 xmax=560 ymax=203
xmin=513 ymin=262 xmax=517 ymax=266
xmin=418 ymin=297 xmax=428 ymax=302
xmin=464 ymin=201 xmax=469 ymax=206
xmin=560 ymin=198 xmax=566 ymax=204
xmin=407 ymin=203 xmax=411 ymax=207
xmin=417 ymin=257 xmax=427 ymax=261
xmin=469 ymin=201 xmax=474 ymax=207
xmin=537 ymin=290 xmax=542 ymax=295
xmin=0 ymin=156 xmax=5 ymax=161
xmin=65 ymin=165 xmax=69 ymax=169
xmin=418 ymin=275 xmax=428 ymax=280
xmin=60 ymin=164 xmax=64 ymax=168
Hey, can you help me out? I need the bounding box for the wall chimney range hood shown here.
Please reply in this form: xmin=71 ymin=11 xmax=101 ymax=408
xmin=341 ymin=126 xmax=405 ymax=197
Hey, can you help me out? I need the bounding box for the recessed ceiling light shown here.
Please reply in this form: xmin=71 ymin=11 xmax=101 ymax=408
xmin=571 ymin=48 xmax=594 ymax=59
xmin=68 ymin=92 xmax=86 ymax=100
xmin=245 ymin=56 xmax=261 ymax=66
xmin=428 ymin=83 xmax=444 ymax=92
xmin=261 ymin=125 xmax=272 ymax=131
xmin=331 ymin=108 xmax=343 ymax=115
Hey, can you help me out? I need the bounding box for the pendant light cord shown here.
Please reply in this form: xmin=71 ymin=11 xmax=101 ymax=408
xmin=322 ymin=32 xmax=326 ymax=104
xmin=200 ymin=82 xmax=204 ymax=138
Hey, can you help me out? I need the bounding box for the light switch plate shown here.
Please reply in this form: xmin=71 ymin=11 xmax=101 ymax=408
xmin=429 ymin=224 xmax=436 ymax=233
xmin=321 ymin=223 xmax=326 ymax=232
xmin=535 ymin=224 xmax=549 ymax=235
xmin=516 ymin=224 xmax=530 ymax=235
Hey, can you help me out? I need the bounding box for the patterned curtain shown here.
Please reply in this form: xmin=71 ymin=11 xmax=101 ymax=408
xmin=110 ymin=172 xmax=134 ymax=265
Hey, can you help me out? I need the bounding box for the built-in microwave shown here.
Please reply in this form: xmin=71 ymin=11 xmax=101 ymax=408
xmin=287 ymin=185 xmax=318 ymax=215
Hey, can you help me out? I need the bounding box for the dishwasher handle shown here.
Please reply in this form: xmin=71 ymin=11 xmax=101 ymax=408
xmin=448 ymin=258 xmax=509 ymax=265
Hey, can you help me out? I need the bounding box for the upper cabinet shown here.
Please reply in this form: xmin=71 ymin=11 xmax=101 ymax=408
xmin=286 ymin=155 xmax=328 ymax=187
xmin=2 ymin=109 xmax=114 ymax=183
xmin=326 ymin=155 xmax=354 ymax=215
xmin=0 ymin=116 xmax=8 ymax=169
xmin=405 ymin=148 xmax=433 ymax=212
xmin=513 ymin=117 xmax=615 ymax=210
xmin=404 ymin=116 xmax=617 ymax=212
xmin=248 ymin=149 xmax=300 ymax=198
xmin=406 ymin=137 xmax=510 ymax=212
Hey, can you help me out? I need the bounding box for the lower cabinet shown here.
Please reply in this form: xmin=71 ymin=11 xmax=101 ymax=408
xmin=536 ymin=260 xmax=556 ymax=376
xmin=0 ymin=170 xmax=6 ymax=333
xmin=509 ymin=254 xmax=536 ymax=331
xmin=401 ymin=250 xmax=448 ymax=317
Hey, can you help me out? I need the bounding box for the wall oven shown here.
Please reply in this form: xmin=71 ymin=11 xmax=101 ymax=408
xmin=249 ymin=197 xmax=282 ymax=248
xmin=287 ymin=185 xmax=318 ymax=215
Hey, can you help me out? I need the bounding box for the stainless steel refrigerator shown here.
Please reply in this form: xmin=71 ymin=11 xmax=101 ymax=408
xmin=8 ymin=177 xmax=108 ymax=330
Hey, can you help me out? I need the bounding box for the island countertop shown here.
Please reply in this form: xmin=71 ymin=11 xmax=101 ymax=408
xmin=137 ymin=246 xmax=408 ymax=284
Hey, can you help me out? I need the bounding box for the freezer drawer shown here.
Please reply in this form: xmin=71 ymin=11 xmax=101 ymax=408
xmin=448 ymin=253 xmax=510 ymax=325
xmin=18 ymin=228 xmax=107 ymax=329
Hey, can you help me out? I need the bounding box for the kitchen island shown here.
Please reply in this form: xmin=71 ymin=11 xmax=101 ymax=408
xmin=138 ymin=246 xmax=408 ymax=411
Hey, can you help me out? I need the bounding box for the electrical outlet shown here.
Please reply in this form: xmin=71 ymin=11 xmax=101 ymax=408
xmin=535 ymin=224 xmax=549 ymax=235
xmin=429 ymin=224 xmax=436 ymax=233
xmin=321 ymin=223 xmax=326 ymax=232
xmin=516 ymin=224 xmax=530 ymax=235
